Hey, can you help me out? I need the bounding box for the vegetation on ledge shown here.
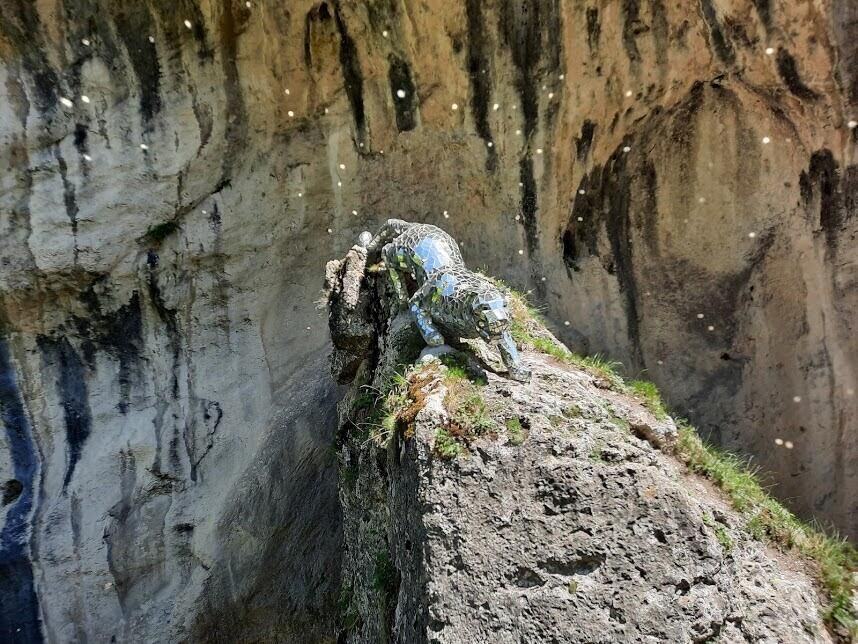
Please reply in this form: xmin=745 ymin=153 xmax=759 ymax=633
xmin=499 ymin=281 xmax=857 ymax=639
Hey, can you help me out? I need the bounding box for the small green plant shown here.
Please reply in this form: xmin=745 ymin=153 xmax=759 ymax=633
xmin=608 ymin=412 xmax=630 ymax=432
xmin=589 ymin=444 xmax=605 ymax=462
xmin=449 ymin=389 xmax=495 ymax=436
xmin=360 ymin=370 xmax=412 ymax=445
xmin=627 ymin=379 xmax=668 ymax=419
xmin=434 ymin=427 xmax=462 ymax=458
xmin=678 ymin=423 xmax=857 ymax=636
xmin=563 ymin=404 xmax=581 ymax=419
xmin=501 ymin=284 xmax=624 ymax=387
xmin=702 ymin=513 xmax=734 ymax=551
xmin=439 ymin=352 xmax=486 ymax=385
xmin=143 ymin=220 xmax=180 ymax=244
xmin=506 ymin=417 xmax=524 ymax=445
xmin=337 ymin=582 xmax=361 ymax=632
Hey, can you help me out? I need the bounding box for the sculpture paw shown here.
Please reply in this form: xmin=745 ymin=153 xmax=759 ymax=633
xmin=425 ymin=333 xmax=445 ymax=347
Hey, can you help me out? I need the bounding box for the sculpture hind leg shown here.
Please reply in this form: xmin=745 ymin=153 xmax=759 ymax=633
xmin=409 ymin=287 xmax=445 ymax=346
xmin=497 ymin=330 xmax=532 ymax=383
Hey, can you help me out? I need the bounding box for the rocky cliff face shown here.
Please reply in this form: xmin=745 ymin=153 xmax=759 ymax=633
xmin=0 ymin=0 xmax=856 ymax=641
xmin=327 ymin=243 xmax=837 ymax=644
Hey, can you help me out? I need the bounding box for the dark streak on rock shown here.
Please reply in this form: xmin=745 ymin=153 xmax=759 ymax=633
xmin=576 ymin=120 xmax=596 ymax=161
xmin=186 ymin=400 xmax=223 ymax=482
xmin=36 ymin=336 xmax=92 ymax=491
xmin=3 ymin=69 xmax=37 ymax=276
xmin=303 ymin=2 xmax=333 ymax=67
xmin=499 ymin=0 xmax=562 ymax=260
xmin=73 ymin=124 xmax=89 ymax=157
xmin=53 ymin=147 xmax=79 ymax=263
xmin=698 ymin=0 xmax=735 ymax=65
xmin=776 ymin=49 xmax=819 ymax=100
xmin=621 ymin=0 xmax=643 ymax=62
xmin=388 ymin=55 xmax=418 ymax=133
xmin=74 ymin=289 xmax=144 ymax=415
xmin=218 ymin=0 xmax=249 ymax=187
xmin=110 ymin=4 xmax=162 ymax=127
xmin=466 ymin=0 xmax=497 ymax=172
xmin=104 ymin=449 xmax=136 ymax=612
xmin=0 ymin=331 xmax=43 ymax=642
xmin=146 ymin=252 xmax=181 ymax=399
xmin=563 ymin=143 xmax=644 ymax=365
xmin=799 ymin=149 xmax=854 ymax=249
xmin=586 ymin=8 xmax=600 ymax=52
xmin=332 ymin=2 xmax=368 ymax=148
xmin=751 ymin=0 xmax=771 ymax=27
xmin=0 ymin=1 xmax=58 ymax=111
xmin=831 ymin=0 xmax=858 ymax=105
xmin=518 ymin=157 xmax=541 ymax=293
xmin=650 ymin=0 xmax=669 ymax=68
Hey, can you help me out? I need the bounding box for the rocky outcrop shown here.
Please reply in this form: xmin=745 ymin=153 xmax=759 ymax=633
xmin=328 ymin=244 xmax=835 ymax=644
xmin=0 ymin=0 xmax=857 ymax=641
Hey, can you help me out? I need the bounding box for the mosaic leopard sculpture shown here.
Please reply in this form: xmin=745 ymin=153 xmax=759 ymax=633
xmin=359 ymin=219 xmax=532 ymax=383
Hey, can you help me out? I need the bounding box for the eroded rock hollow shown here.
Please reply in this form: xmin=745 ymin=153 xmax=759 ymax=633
xmin=0 ymin=0 xmax=856 ymax=641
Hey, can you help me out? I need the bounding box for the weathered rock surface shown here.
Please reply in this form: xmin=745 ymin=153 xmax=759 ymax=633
xmin=330 ymin=251 xmax=834 ymax=644
xmin=0 ymin=0 xmax=857 ymax=641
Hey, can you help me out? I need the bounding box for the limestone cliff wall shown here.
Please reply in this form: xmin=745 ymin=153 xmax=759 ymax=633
xmin=0 ymin=0 xmax=856 ymax=641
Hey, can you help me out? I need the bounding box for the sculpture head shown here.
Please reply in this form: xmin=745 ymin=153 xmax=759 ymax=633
xmin=470 ymin=288 xmax=511 ymax=340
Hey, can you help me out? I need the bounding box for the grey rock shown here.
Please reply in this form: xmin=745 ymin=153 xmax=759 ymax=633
xmin=331 ymin=262 xmax=832 ymax=644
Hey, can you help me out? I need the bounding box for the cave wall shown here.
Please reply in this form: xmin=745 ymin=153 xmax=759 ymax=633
xmin=0 ymin=0 xmax=855 ymax=640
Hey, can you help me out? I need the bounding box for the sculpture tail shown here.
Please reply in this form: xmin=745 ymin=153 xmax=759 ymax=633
xmin=358 ymin=218 xmax=411 ymax=256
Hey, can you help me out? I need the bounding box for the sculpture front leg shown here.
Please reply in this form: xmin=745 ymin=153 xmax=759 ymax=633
xmin=497 ymin=330 xmax=531 ymax=383
xmin=410 ymin=301 xmax=445 ymax=347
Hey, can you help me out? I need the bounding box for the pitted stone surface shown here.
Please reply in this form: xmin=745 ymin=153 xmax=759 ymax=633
xmin=329 ymin=254 xmax=832 ymax=644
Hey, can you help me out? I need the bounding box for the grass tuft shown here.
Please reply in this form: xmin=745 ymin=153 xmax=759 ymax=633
xmin=506 ymin=417 xmax=524 ymax=445
xmin=677 ymin=423 xmax=857 ymax=637
xmin=496 ymin=280 xmax=857 ymax=636
xmin=143 ymin=220 xmax=180 ymax=244
xmin=627 ymin=379 xmax=668 ymax=419
xmin=500 ymin=282 xmax=625 ymax=386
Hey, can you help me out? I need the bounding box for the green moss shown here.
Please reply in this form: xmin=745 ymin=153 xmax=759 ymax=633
xmin=589 ymin=444 xmax=605 ymax=462
xmin=357 ymin=370 xmax=412 ymax=446
xmin=506 ymin=417 xmax=524 ymax=445
xmin=678 ymin=423 xmax=857 ymax=636
xmin=563 ymin=405 xmax=581 ymax=419
xmin=372 ymin=551 xmax=398 ymax=596
xmin=143 ymin=220 xmax=180 ymax=244
xmin=702 ymin=513 xmax=733 ymax=551
xmin=439 ymin=352 xmax=486 ymax=385
xmin=336 ymin=582 xmax=361 ymax=633
xmin=609 ymin=413 xmax=630 ymax=432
